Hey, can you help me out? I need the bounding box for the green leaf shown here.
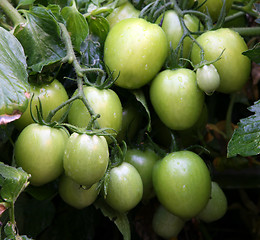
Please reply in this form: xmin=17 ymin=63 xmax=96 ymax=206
xmin=227 ymin=100 xmax=260 ymax=158
xmin=14 ymin=6 xmax=66 ymax=73
xmin=94 ymin=198 xmax=131 ymax=240
xmin=87 ymin=15 xmax=110 ymax=43
xmin=0 ymin=162 xmax=30 ymax=203
xmin=242 ymin=42 xmax=260 ymax=64
xmin=0 ymin=27 xmax=29 ymax=124
xmin=17 ymin=0 xmax=35 ymax=9
xmin=131 ymin=89 xmax=151 ymax=132
xmin=61 ymin=1 xmax=89 ymax=52
xmin=4 ymin=222 xmax=16 ymax=240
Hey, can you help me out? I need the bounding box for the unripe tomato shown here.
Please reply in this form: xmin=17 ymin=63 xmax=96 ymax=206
xmin=191 ymin=28 xmax=251 ymax=94
xmin=58 ymin=174 xmax=99 ymax=209
xmin=156 ymin=10 xmax=203 ymax=59
xmin=152 ymin=205 xmax=185 ymax=239
xmin=106 ymin=1 xmax=140 ymax=29
xmin=196 ymin=0 xmax=234 ymax=22
xmin=196 ymin=64 xmax=220 ymax=95
xmin=63 ymin=133 xmax=109 ymax=187
xmin=15 ymin=79 xmax=69 ymax=130
xmin=14 ymin=123 xmax=69 ymax=186
xmin=125 ymin=148 xmax=159 ymax=200
xmin=104 ymin=18 xmax=168 ymax=89
xmin=68 ymin=86 xmax=122 ymax=143
xmin=104 ymin=162 xmax=143 ymax=212
xmin=197 ymin=181 xmax=228 ymax=222
xmin=150 ymin=68 xmax=204 ymax=131
xmin=153 ymin=151 xmax=211 ymax=220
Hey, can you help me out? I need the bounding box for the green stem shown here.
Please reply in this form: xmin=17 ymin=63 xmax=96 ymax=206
xmin=0 ymin=0 xmax=26 ymax=26
xmin=225 ymin=93 xmax=236 ymax=140
xmin=231 ymin=27 xmax=260 ymax=36
xmin=9 ymin=202 xmax=15 ymax=225
xmin=231 ymin=3 xmax=259 ymax=18
xmin=224 ymin=11 xmax=245 ymax=23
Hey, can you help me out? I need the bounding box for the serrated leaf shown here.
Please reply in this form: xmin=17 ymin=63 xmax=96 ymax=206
xmin=61 ymin=1 xmax=89 ymax=52
xmin=0 ymin=27 xmax=29 ymax=124
xmin=227 ymin=100 xmax=260 ymax=158
xmin=242 ymin=42 xmax=260 ymax=64
xmin=87 ymin=15 xmax=109 ymax=43
xmin=94 ymin=198 xmax=131 ymax=240
xmin=0 ymin=162 xmax=30 ymax=203
xmin=14 ymin=6 xmax=66 ymax=73
xmin=131 ymin=89 xmax=151 ymax=132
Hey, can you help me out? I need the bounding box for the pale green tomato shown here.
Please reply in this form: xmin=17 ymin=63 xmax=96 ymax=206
xmin=104 ymin=18 xmax=168 ymax=89
xmin=156 ymin=10 xmax=203 ymax=59
xmin=150 ymin=68 xmax=205 ymax=131
xmin=106 ymin=1 xmax=140 ymax=29
xmin=152 ymin=205 xmax=185 ymax=239
xmin=197 ymin=182 xmax=228 ymax=222
xmin=191 ymin=28 xmax=251 ymax=94
xmin=68 ymin=86 xmax=122 ymax=143
xmin=63 ymin=133 xmax=109 ymax=187
xmin=58 ymin=175 xmax=99 ymax=209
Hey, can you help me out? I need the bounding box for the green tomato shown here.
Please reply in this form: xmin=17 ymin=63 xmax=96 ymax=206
xmin=191 ymin=28 xmax=251 ymax=94
xmin=152 ymin=205 xmax=185 ymax=239
xmin=196 ymin=64 xmax=220 ymax=95
xmin=68 ymin=86 xmax=122 ymax=143
xmin=58 ymin=174 xmax=99 ymax=209
xmin=150 ymin=68 xmax=205 ymax=131
xmin=14 ymin=123 xmax=68 ymax=186
xmin=125 ymin=148 xmax=160 ymax=200
xmin=106 ymin=1 xmax=140 ymax=29
xmin=197 ymin=181 xmax=228 ymax=222
xmin=104 ymin=18 xmax=168 ymax=89
xmin=15 ymin=79 xmax=69 ymax=130
xmin=104 ymin=162 xmax=143 ymax=212
xmin=156 ymin=10 xmax=203 ymax=59
xmin=63 ymin=133 xmax=109 ymax=187
xmin=153 ymin=151 xmax=211 ymax=220
xmin=196 ymin=0 xmax=234 ymax=22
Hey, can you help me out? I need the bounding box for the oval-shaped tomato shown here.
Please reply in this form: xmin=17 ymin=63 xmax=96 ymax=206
xmin=152 ymin=205 xmax=185 ymax=239
xmin=156 ymin=10 xmax=203 ymax=59
xmin=58 ymin=174 xmax=99 ymax=209
xmin=104 ymin=162 xmax=143 ymax=212
xmin=15 ymin=79 xmax=69 ymax=130
xmin=150 ymin=68 xmax=205 ymax=131
xmin=68 ymin=86 xmax=122 ymax=142
xmin=153 ymin=151 xmax=211 ymax=220
xmin=197 ymin=181 xmax=228 ymax=222
xmin=63 ymin=133 xmax=109 ymax=187
xmin=14 ymin=123 xmax=69 ymax=186
xmin=106 ymin=1 xmax=140 ymax=29
xmin=196 ymin=64 xmax=220 ymax=95
xmin=196 ymin=0 xmax=234 ymax=22
xmin=125 ymin=148 xmax=159 ymax=200
xmin=191 ymin=28 xmax=251 ymax=94
xmin=104 ymin=18 xmax=168 ymax=89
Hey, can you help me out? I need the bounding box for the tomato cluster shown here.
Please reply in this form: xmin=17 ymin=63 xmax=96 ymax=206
xmin=9 ymin=0 xmax=255 ymax=238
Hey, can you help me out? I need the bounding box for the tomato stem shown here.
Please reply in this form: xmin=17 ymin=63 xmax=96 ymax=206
xmin=231 ymin=27 xmax=260 ymax=36
xmin=0 ymin=0 xmax=26 ymax=27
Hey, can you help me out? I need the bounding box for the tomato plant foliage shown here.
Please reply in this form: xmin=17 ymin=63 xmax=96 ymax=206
xmin=0 ymin=0 xmax=260 ymax=239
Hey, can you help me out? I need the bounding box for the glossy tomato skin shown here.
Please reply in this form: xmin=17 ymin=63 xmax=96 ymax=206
xmin=152 ymin=205 xmax=185 ymax=239
xmin=150 ymin=68 xmax=204 ymax=131
xmin=196 ymin=0 xmax=234 ymax=22
xmin=15 ymin=79 xmax=69 ymax=130
xmin=191 ymin=28 xmax=251 ymax=94
xmin=156 ymin=10 xmax=203 ymax=59
xmin=14 ymin=123 xmax=69 ymax=186
xmin=125 ymin=148 xmax=159 ymax=200
xmin=104 ymin=162 xmax=143 ymax=212
xmin=63 ymin=133 xmax=109 ymax=187
xmin=106 ymin=1 xmax=140 ymax=29
xmin=58 ymin=174 xmax=99 ymax=209
xmin=104 ymin=18 xmax=168 ymax=89
xmin=197 ymin=181 xmax=228 ymax=222
xmin=153 ymin=151 xmax=211 ymax=220
xmin=68 ymin=86 xmax=122 ymax=142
